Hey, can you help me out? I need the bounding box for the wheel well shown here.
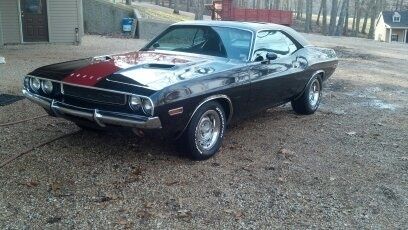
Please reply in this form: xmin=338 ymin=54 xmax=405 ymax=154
xmin=214 ymin=98 xmax=232 ymax=123
xmin=316 ymin=71 xmax=324 ymax=81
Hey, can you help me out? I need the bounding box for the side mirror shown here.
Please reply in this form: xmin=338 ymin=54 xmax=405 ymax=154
xmin=153 ymin=43 xmax=160 ymax=48
xmin=266 ymin=52 xmax=278 ymax=61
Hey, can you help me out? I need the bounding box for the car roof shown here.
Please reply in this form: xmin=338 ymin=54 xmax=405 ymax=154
xmin=172 ymin=20 xmax=311 ymax=47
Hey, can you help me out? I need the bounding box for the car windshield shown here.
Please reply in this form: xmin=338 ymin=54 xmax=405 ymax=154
xmin=144 ymin=26 xmax=253 ymax=61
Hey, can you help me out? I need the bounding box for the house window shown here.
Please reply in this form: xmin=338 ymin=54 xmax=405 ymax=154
xmin=391 ymin=34 xmax=399 ymax=42
xmin=393 ymin=16 xmax=401 ymax=22
xmin=393 ymin=12 xmax=401 ymax=22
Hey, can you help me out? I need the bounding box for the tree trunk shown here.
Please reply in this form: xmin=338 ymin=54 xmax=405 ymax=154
xmin=194 ymin=0 xmax=204 ymax=20
xmin=125 ymin=0 xmax=131 ymax=5
xmin=351 ymin=0 xmax=358 ymax=34
xmin=329 ymin=0 xmax=339 ymax=35
xmin=361 ymin=5 xmax=369 ymax=34
xmin=368 ymin=0 xmax=378 ymax=39
xmin=317 ymin=1 xmax=323 ymax=26
xmin=296 ymin=0 xmax=303 ymax=20
xmin=322 ymin=0 xmax=328 ymax=35
xmin=343 ymin=0 xmax=350 ymax=35
xmin=335 ymin=0 xmax=348 ymax=36
xmin=274 ymin=0 xmax=281 ymax=9
xmin=305 ymin=0 xmax=313 ymax=32
xmin=173 ymin=0 xmax=179 ymax=14
xmin=186 ymin=0 xmax=190 ymax=12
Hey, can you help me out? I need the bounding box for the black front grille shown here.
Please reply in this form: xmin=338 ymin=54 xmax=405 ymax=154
xmin=63 ymin=85 xmax=126 ymax=105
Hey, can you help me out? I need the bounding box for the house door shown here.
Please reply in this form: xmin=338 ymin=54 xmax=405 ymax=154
xmin=20 ymin=0 xmax=48 ymax=42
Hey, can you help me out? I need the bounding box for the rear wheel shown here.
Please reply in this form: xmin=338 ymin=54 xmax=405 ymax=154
xmin=181 ymin=101 xmax=226 ymax=161
xmin=291 ymin=75 xmax=322 ymax=115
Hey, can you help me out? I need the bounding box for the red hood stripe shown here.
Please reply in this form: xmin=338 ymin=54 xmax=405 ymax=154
xmin=63 ymin=60 xmax=120 ymax=86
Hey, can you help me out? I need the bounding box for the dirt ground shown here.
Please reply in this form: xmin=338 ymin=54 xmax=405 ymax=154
xmin=0 ymin=34 xmax=407 ymax=229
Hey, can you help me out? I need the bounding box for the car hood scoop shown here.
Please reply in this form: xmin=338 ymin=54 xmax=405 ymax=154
xmin=29 ymin=51 xmax=233 ymax=91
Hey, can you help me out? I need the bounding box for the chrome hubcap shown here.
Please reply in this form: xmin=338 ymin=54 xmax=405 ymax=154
xmin=195 ymin=110 xmax=221 ymax=152
xmin=309 ymin=79 xmax=321 ymax=107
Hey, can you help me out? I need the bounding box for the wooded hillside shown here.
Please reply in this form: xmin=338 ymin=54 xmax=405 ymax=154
xmin=137 ymin=0 xmax=408 ymax=38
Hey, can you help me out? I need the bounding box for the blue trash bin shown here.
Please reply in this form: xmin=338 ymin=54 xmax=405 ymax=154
xmin=122 ymin=18 xmax=134 ymax=32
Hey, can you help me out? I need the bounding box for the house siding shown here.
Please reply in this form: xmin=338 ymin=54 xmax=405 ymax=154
xmin=48 ymin=0 xmax=83 ymax=44
xmin=0 ymin=9 xmax=4 ymax=47
xmin=375 ymin=14 xmax=387 ymax=42
xmin=0 ymin=0 xmax=21 ymax=44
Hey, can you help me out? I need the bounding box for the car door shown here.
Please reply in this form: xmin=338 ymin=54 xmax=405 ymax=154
xmin=247 ymin=30 xmax=304 ymax=112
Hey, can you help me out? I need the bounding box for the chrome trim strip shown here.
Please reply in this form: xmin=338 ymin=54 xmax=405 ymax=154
xmin=176 ymin=94 xmax=233 ymax=139
xmin=26 ymin=75 xmax=155 ymax=116
xmin=22 ymin=89 xmax=162 ymax=129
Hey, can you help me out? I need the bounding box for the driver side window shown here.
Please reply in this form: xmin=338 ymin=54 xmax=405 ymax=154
xmin=252 ymin=30 xmax=298 ymax=62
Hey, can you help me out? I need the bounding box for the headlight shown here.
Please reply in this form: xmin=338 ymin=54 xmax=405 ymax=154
xmin=129 ymin=96 xmax=142 ymax=110
xmin=29 ymin=78 xmax=41 ymax=92
xmin=41 ymin=80 xmax=54 ymax=94
xmin=142 ymin=98 xmax=153 ymax=116
xmin=24 ymin=76 xmax=30 ymax=88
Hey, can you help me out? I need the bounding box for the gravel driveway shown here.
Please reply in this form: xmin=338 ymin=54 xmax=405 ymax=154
xmin=0 ymin=35 xmax=407 ymax=229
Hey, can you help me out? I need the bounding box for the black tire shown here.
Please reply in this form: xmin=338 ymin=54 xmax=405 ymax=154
xmin=291 ymin=75 xmax=323 ymax=115
xmin=181 ymin=101 xmax=226 ymax=161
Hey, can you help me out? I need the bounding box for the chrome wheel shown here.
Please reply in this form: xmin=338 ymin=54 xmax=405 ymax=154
xmin=195 ymin=110 xmax=221 ymax=153
xmin=308 ymin=79 xmax=321 ymax=108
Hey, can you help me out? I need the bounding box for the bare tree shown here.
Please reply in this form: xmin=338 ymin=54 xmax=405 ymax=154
xmin=305 ymin=0 xmax=313 ymax=33
xmin=173 ymin=0 xmax=179 ymax=14
xmin=296 ymin=0 xmax=304 ymax=20
xmin=343 ymin=0 xmax=350 ymax=35
xmin=194 ymin=0 xmax=205 ymax=20
xmin=361 ymin=2 xmax=369 ymax=34
xmin=322 ymin=0 xmax=328 ymax=35
xmin=316 ymin=1 xmax=324 ymax=26
xmin=368 ymin=0 xmax=380 ymax=39
xmin=329 ymin=0 xmax=339 ymax=35
xmin=335 ymin=0 xmax=348 ymax=36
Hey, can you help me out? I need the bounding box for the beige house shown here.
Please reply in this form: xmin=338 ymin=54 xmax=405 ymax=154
xmin=375 ymin=11 xmax=408 ymax=43
xmin=0 ymin=0 xmax=84 ymax=46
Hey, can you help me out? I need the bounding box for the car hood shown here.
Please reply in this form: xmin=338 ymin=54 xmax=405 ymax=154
xmin=30 ymin=51 xmax=235 ymax=92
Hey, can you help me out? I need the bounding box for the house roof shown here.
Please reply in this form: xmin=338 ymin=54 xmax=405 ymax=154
xmin=382 ymin=11 xmax=408 ymax=28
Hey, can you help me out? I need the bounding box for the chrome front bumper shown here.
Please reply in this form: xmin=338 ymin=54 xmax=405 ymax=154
xmin=22 ymin=89 xmax=162 ymax=129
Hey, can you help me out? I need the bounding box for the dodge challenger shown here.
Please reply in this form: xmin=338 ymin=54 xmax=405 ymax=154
xmin=23 ymin=21 xmax=338 ymax=160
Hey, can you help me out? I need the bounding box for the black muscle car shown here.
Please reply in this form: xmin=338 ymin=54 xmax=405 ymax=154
xmin=23 ymin=21 xmax=338 ymax=160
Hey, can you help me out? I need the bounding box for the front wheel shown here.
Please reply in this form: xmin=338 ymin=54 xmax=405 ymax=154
xmin=291 ymin=75 xmax=322 ymax=115
xmin=181 ymin=101 xmax=226 ymax=161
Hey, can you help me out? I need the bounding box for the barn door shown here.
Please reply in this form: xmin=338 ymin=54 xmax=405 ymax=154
xmin=20 ymin=0 xmax=49 ymax=42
